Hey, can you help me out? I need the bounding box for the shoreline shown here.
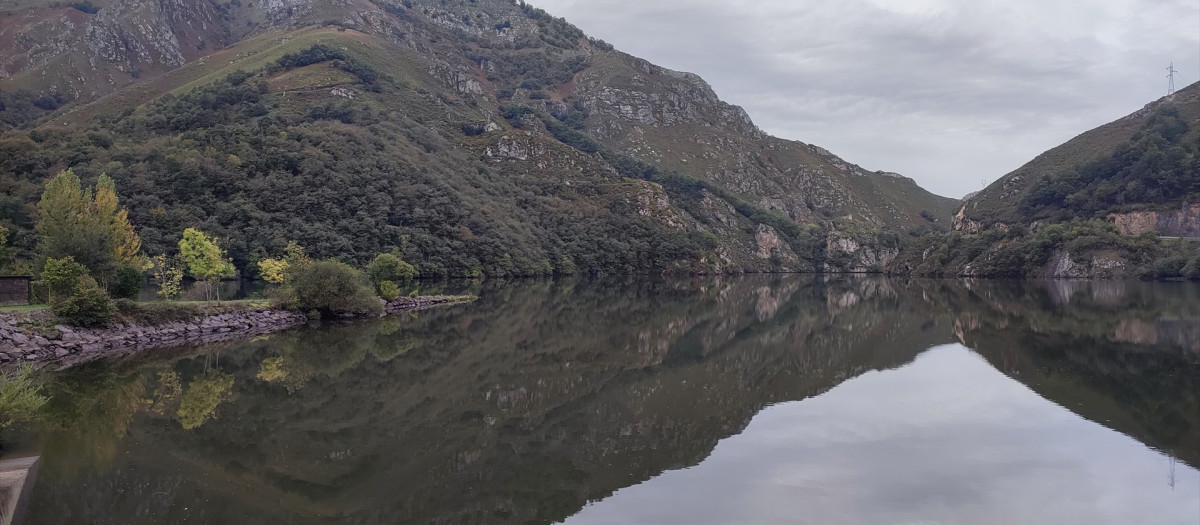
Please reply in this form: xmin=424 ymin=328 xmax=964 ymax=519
xmin=0 ymin=296 xmax=474 ymax=370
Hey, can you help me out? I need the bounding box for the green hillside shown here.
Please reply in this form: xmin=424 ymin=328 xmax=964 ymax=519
xmin=958 ymin=82 xmax=1200 ymax=228
xmin=890 ymin=82 xmax=1200 ymax=280
xmin=0 ymin=0 xmax=958 ymax=277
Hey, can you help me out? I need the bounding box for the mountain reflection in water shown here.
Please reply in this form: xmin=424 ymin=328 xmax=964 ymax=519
xmin=11 ymin=276 xmax=1200 ymax=525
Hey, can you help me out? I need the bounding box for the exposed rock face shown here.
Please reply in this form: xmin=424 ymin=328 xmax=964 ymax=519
xmin=635 ymin=182 xmax=686 ymax=229
xmin=952 ymin=205 xmax=984 ymax=233
xmin=486 ymin=133 xmax=549 ymax=161
xmin=754 ymin=225 xmax=786 ymax=259
xmin=1042 ymin=250 xmax=1126 ymax=279
xmin=1109 ymin=204 xmax=1200 ymax=237
xmin=2 ymin=0 xmax=228 ymax=98
xmin=824 ymin=234 xmax=899 ymax=273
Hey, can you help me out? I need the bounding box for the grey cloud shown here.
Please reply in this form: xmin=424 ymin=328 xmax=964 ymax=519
xmin=533 ymin=0 xmax=1200 ymax=197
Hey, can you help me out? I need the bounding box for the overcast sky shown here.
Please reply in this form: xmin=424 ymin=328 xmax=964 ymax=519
xmin=532 ymin=0 xmax=1200 ymax=198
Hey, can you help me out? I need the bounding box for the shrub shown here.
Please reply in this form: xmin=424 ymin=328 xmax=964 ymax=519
xmin=41 ymin=256 xmax=88 ymax=304
xmin=0 ymin=365 xmax=46 ymax=430
xmin=109 ymin=265 xmax=144 ymax=300
xmin=288 ymin=260 xmax=382 ymax=317
xmin=378 ymin=280 xmax=401 ymax=302
xmin=52 ymin=278 xmax=114 ymax=327
xmin=367 ymin=253 xmax=417 ymax=286
xmin=1184 ymin=257 xmax=1200 ymax=281
xmin=1137 ymin=256 xmax=1189 ymax=280
xmin=112 ymin=298 xmax=142 ymax=315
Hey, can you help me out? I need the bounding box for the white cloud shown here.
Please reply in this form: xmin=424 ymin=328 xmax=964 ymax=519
xmin=533 ymin=0 xmax=1200 ymax=197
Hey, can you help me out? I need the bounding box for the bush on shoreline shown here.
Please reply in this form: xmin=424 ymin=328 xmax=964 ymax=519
xmin=285 ymin=260 xmax=383 ymax=318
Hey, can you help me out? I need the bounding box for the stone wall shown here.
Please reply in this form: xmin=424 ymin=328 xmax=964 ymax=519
xmin=0 ymin=309 xmax=308 ymax=369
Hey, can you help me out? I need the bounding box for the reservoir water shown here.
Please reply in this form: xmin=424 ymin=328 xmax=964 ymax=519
xmin=11 ymin=277 xmax=1200 ymax=524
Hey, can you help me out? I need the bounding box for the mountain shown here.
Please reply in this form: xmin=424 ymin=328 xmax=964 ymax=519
xmin=0 ymin=0 xmax=957 ymax=277
xmin=956 ymin=82 xmax=1200 ymax=233
xmin=890 ymin=83 xmax=1200 ymax=279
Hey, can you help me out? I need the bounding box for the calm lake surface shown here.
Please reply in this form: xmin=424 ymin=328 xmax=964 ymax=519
xmin=10 ymin=276 xmax=1200 ymax=524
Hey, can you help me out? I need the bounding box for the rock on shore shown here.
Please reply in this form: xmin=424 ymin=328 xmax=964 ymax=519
xmin=0 ymin=309 xmax=308 ymax=369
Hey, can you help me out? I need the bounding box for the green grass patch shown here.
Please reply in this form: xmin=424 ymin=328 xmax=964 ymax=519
xmin=112 ymin=299 xmax=274 ymax=325
xmin=0 ymin=304 xmax=48 ymax=314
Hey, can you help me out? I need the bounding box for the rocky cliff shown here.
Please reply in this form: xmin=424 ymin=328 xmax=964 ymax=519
xmin=1109 ymin=204 xmax=1200 ymax=238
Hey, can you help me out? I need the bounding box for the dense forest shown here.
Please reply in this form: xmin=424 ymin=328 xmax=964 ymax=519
xmin=0 ymin=54 xmax=720 ymax=278
xmin=1021 ymin=107 xmax=1200 ymax=221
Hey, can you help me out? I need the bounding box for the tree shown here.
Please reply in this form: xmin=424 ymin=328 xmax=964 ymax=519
xmin=150 ymin=254 xmax=184 ymax=300
xmin=35 ymin=170 xmax=145 ymax=283
xmin=557 ymin=255 xmax=577 ymax=275
xmin=95 ymin=175 xmax=145 ymax=269
xmin=36 ymin=169 xmax=111 ymax=276
xmin=178 ymin=228 xmax=236 ymax=303
xmin=51 ymin=276 xmax=113 ymax=327
xmin=41 ymin=256 xmax=88 ymax=304
xmin=257 ymin=258 xmax=289 ymax=284
xmin=284 ymin=241 xmax=312 ymax=271
xmin=366 ymin=252 xmax=417 ymax=288
xmin=378 ymin=280 xmax=401 ymax=301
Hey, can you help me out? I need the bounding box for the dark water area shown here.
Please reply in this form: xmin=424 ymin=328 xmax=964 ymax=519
xmin=7 ymin=277 xmax=1200 ymax=524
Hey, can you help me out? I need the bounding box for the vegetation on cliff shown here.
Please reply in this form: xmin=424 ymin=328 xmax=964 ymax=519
xmin=892 ymin=84 xmax=1200 ymax=279
xmin=892 ymin=219 xmax=1200 ymax=279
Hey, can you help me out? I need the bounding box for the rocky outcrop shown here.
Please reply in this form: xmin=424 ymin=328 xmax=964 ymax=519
xmin=1042 ymin=250 xmax=1126 ymax=279
xmin=0 ymin=310 xmax=308 ymax=369
xmin=824 ymin=234 xmax=899 ymax=273
xmin=952 ymin=205 xmax=984 ymax=233
xmin=1109 ymin=204 xmax=1200 ymax=238
xmin=2 ymin=0 xmax=228 ymax=99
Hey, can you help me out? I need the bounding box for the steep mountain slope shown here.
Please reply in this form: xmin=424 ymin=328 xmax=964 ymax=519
xmin=0 ymin=0 xmax=957 ymax=276
xmin=890 ymin=83 xmax=1200 ymax=279
xmin=956 ymin=82 xmax=1200 ymax=232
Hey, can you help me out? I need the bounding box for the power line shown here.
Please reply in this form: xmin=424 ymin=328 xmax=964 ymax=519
xmin=1167 ymin=62 xmax=1178 ymax=95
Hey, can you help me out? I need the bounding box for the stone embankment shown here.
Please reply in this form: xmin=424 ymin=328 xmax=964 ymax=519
xmin=0 ymin=309 xmax=309 ymax=368
xmin=0 ymin=295 xmax=476 ymax=369
xmin=0 ymin=294 xmax=475 ymax=369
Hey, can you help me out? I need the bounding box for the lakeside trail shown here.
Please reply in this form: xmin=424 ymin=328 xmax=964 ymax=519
xmin=0 ymin=296 xmax=475 ymax=370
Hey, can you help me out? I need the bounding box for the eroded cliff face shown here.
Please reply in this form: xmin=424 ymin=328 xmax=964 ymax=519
xmin=1109 ymin=204 xmax=1200 ymax=238
xmin=570 ymin=58 xmax=937 ymax=230
xmin=825 ymin=234 xmax=899 ymax=273
xmin=1041 ymin=250 xmax=1127 ymax=279
xmin=0 ymin=1 xmax=230 ymax=98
